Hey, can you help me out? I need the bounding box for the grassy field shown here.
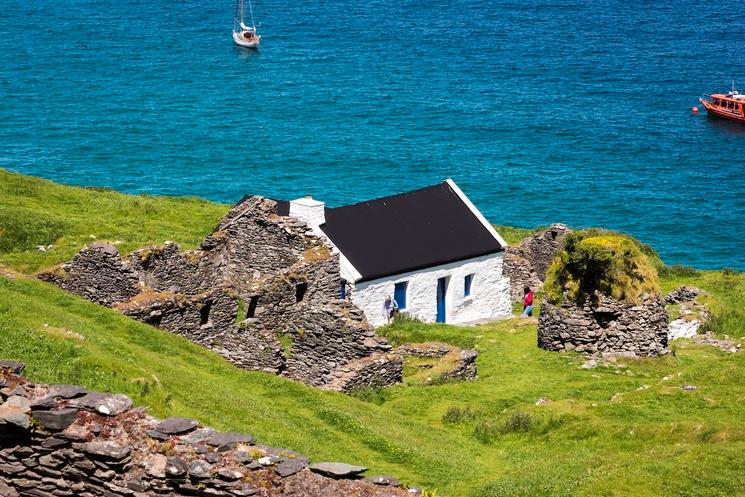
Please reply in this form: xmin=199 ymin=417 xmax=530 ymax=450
xmin=0 ymin=169 xmax=227 ymax=273
xmin=1 ymin=169 xmax=744 ymax=496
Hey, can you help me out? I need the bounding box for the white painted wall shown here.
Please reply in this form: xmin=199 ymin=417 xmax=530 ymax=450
xmin=350 ymin=252 xmax=512 ymax=328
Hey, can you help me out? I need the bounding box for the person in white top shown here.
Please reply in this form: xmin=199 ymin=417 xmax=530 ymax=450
xmin=382 ymin=295 xmax=399 ymax=324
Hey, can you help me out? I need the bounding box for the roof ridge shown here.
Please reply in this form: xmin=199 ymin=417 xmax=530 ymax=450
xmin=327 ymin=181 xmax=449 ymax=211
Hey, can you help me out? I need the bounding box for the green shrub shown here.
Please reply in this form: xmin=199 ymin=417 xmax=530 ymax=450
xmin=722 ymin=267 xmax=741 ymax=277
xmin=544 ymin=230 xmax=659 ymax=304
xmin=499 ymin=412 xmax=533 ymax=434
xmin=442 ymin=406 xmax=476 ymax=425
xmin=473 ymin=420 xmax=501 ymax=444
xmin=659 ymin=264 xmax=700 ymax=278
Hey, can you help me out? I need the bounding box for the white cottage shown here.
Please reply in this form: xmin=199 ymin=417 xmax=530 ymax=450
xmin=277 ymin=179 xmax=512 ymax=327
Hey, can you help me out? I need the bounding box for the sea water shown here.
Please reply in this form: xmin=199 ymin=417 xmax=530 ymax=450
xmin=1 ymin=0 xmax=744 ymax=269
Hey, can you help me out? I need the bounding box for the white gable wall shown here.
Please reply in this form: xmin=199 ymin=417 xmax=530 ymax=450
xmin=350 ymin=252 xmax=511 ymax=328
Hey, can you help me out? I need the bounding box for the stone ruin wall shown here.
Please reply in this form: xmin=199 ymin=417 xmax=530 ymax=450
xmin=39 ymin=197 xmax=402 ymax=392
xmin=537 ymin=292 xmax=669 ymax=357
xmin=0 ymin=362 xmax=410 ymax=497
xmin=503 ymin=224 xmax=571 ymax=302
xmin=396 ymin=343 xmax=479 ymax=383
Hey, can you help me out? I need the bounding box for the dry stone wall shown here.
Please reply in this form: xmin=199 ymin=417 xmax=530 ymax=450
xmin=397 ymin=343 xmax=479 ymax=382
xmin=40 ymin=243 xmax=140 ymax=307
xmin=503 ymin=224 xmax=571 ymax=302
xmin=0 ymin=364 xmax=410 ymax=497
xmin=538 ymin=292 xmax=668 ymax=357
xmin=38 ymin=197 xmax=402 ymax=392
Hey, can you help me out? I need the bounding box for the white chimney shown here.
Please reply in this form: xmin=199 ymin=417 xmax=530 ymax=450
xmin=289 ymin=195 xmax=326 ymax=229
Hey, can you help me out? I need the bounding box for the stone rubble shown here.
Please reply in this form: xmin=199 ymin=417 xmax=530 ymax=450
xmin=662 ymin=287 xmax=740 ymax=353
xmin=663 ymin=286 xmax=703 ymax=305
xmin=39 ymin=197 xmax=402 ymax=392
xmin=0 ymin=364 xmax=411 ymax=497
xmin=665 ymin=286 xmax=710 ymax=340
xmin=396 ymin=343 xmax=478 ymax=382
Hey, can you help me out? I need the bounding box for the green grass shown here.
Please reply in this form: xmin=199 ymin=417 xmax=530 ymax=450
xmin=2 ymin=169 xmax=745 ymax=496
xmin=492 ymin=224 xmax=544 ymax=245
xmin=2 ymin=270 xmax=743 ymax=496
xmin=0 ymin=169 xmax=228 ymax=273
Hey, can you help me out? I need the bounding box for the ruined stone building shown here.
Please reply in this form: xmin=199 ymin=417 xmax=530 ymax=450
xmin=41 ymin=197 xmax=402 ymax=392
xmin=41 ymin=180 xmax=511 ymax=389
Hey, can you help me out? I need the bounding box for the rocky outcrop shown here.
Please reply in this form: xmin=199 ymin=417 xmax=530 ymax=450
xmin=503 ymin=224 xmax=571 ymax=302
xmin=0 ymin=364 xmax=409 ymax=497
xmin=538 ymin=292 xmax=668 ymax=357
xmin=38 ymin=197 xmax=402 ymax=392
xmin=665 ymin=286 xmax=709 ymax=340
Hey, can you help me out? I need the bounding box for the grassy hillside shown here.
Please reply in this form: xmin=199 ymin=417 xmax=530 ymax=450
xmin=1 ymin=170 xmax=744 ymax=496
xmin=2 ymin=271 xmax=743 ymax=497
xmin=0 ymin=169 xmax=228 ymax=273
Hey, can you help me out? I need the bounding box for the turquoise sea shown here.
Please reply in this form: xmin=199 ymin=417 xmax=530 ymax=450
xmin=1 ymin=0 xmax=744 ymax=269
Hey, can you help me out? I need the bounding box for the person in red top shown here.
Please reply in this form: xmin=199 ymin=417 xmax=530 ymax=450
xmin=522 ymin=286 xmax=534 ymax=317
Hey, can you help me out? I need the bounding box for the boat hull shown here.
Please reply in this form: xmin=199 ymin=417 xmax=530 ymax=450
xmin=233 ymin=31 xmax=260 ymax=48
xmin=699 ymin=98 xmax=745 ymax=123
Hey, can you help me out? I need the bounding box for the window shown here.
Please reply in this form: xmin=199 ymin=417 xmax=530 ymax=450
xmin=246 ymin=296 xmax=259 ymax=319
xmin=340 ymin=279 xmax=347 ymax=300
xmin=295 ymin=283 xmax=308 ymax=303
xmin=199 ymin=301 xmax=212 ymax=326
xmin=394 ymin=281 xmax=408 ymax=310
xmin=464 ymin=274 xmax=474 ymax=297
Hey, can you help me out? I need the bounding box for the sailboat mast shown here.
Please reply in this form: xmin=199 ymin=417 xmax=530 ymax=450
xmin=234 ymin=0 xmax=241 ymax=29
xmin=248 ymin=0 xmax=256 ymax=29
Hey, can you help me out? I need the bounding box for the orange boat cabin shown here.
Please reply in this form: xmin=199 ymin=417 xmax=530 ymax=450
xmin=700 ymin=91 xmax=745 ymax=123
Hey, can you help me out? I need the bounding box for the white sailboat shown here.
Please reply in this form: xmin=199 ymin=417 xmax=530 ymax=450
xmin=233 ymin=0 xmax=261 ymax=48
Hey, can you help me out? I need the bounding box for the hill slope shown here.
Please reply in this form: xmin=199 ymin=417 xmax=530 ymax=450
xmin=1 ymin=169 xmax=744 ymax=496
xmin=0 ymin=169 xmax=228 ymax=273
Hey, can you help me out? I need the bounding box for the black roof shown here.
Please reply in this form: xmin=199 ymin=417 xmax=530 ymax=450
xmin=319 ymin=182 xmax=504 ymax=282
xmin=273 ymin=200 xmax=290 ymax=216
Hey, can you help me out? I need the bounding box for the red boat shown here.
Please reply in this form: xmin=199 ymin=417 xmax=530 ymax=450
xmin=700 ymin=84 xmax=745 ymax=123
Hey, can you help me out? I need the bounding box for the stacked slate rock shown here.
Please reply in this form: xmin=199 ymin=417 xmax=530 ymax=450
xmin=0 ymin=363 xmax=409 ymax=497
xmin=503 ymin=224 xmax=572 ymax=302
xmin=39 ymin=242 xmax=140 ymax=307
xmin=663 ymin=286 xmax=703 ymax=305
xmin=538 ymin=292 xmax=669 ymax=357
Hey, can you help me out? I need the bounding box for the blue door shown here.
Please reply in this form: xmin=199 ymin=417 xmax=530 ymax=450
xmin=436 ymin=277 xmax=447 ymax=323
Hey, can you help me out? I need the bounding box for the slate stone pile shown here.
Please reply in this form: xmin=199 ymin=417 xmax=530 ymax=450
xmin=503 ymin=224 xmax=571 ymax=302
xmin=0 ymin=363 xmax=410 ymax=497
xmin=440 ymin=350 xmax=478 ymax=382
xmin=323 ymin=354 xmax=404 ymax=393
xmin=538 ymin=292 xmax=669 ymax=357
xmin=397 ymin=343 xmax=479 ymax=382
xmin=663 ymin=286 xmax=703 ymax=305
xmin=38 ymin=197 xmax=402 ymax=392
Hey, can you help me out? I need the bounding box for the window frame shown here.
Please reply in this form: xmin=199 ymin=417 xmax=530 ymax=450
xmin=464 ymin=273 xmax=474 ymax=297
